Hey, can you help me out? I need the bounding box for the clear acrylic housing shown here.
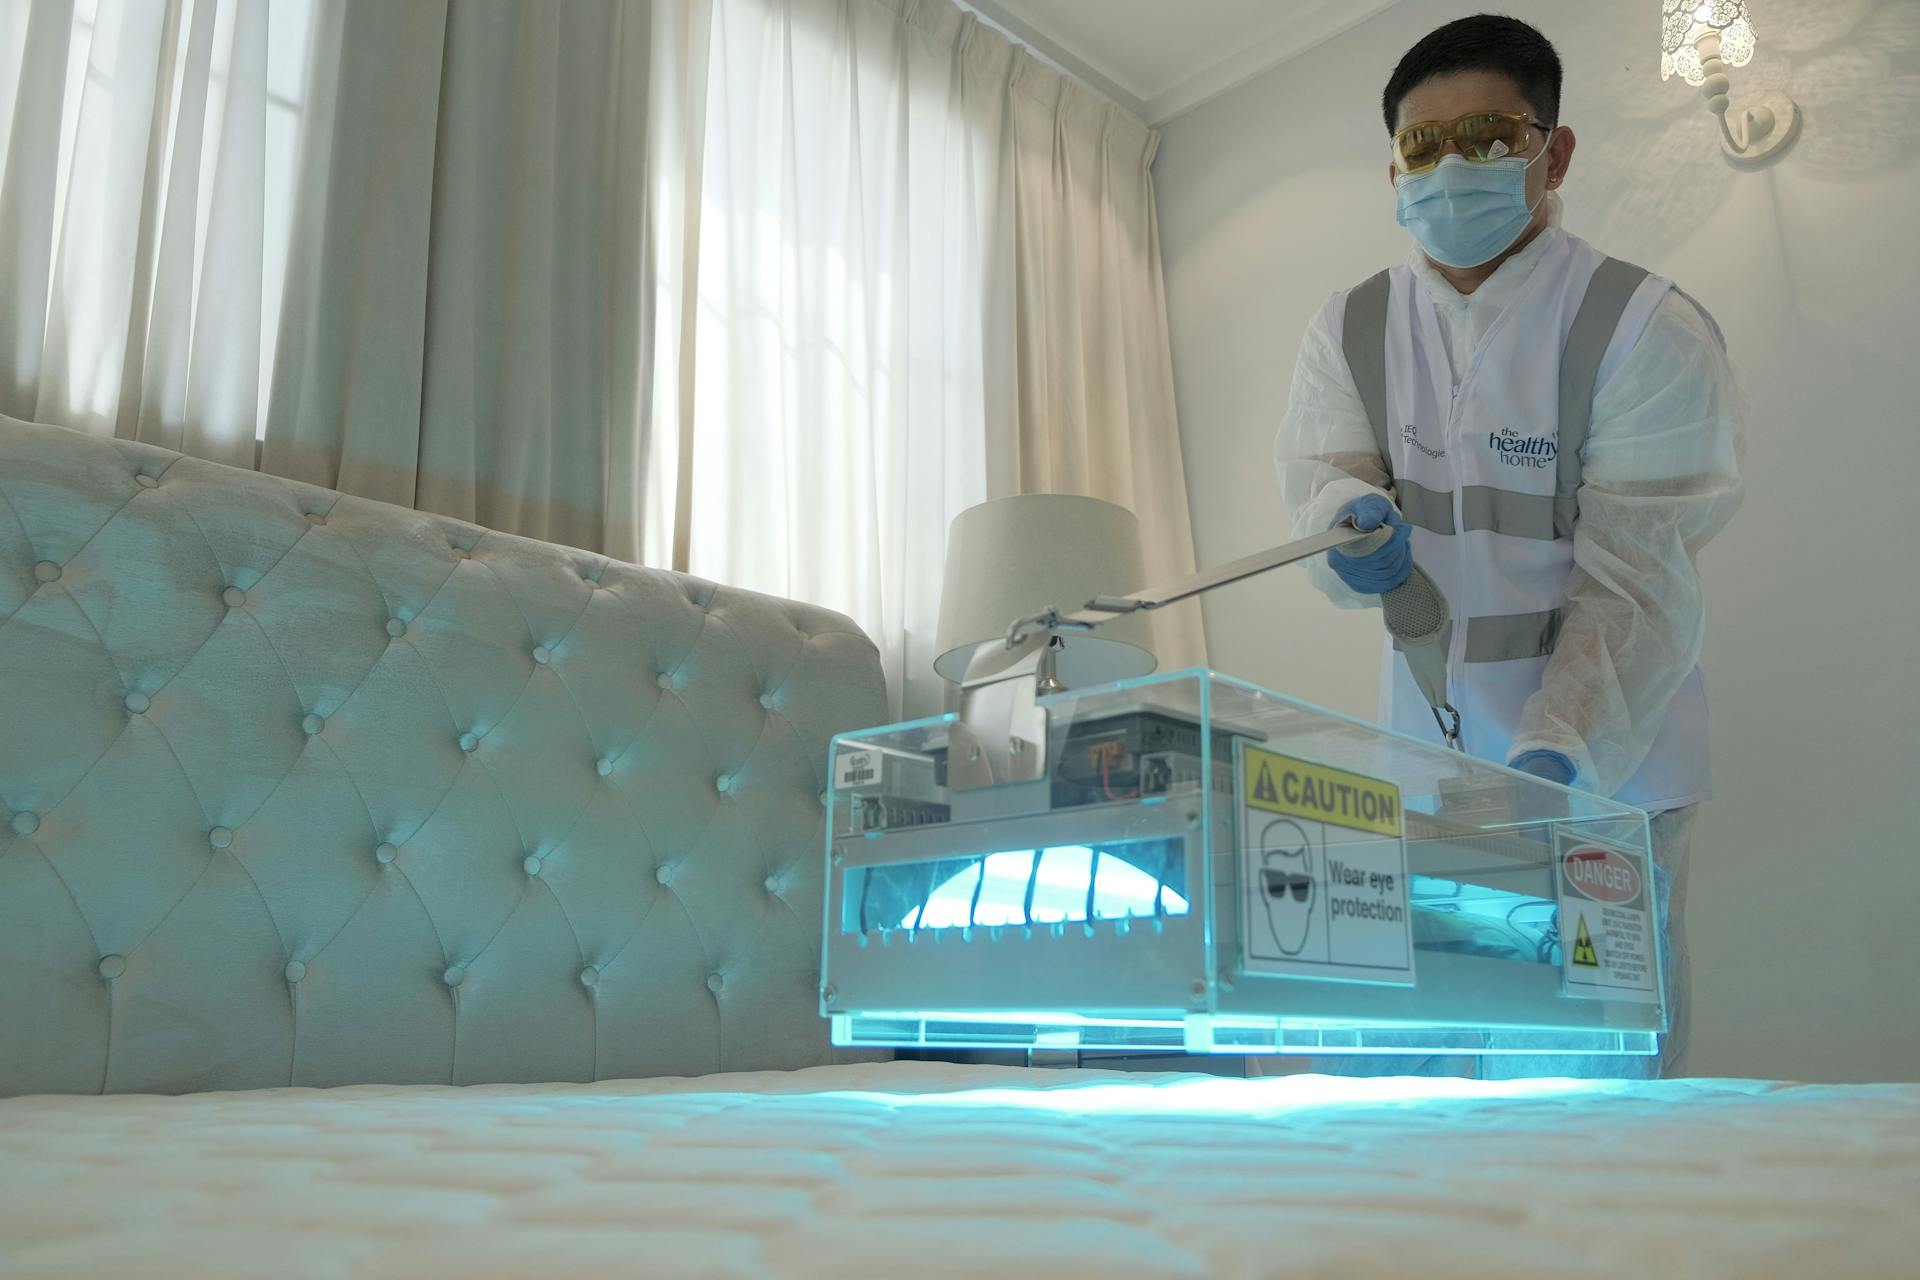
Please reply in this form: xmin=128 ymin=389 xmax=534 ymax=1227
xmin=822 ymin=670 xmax=1664 ymax=1057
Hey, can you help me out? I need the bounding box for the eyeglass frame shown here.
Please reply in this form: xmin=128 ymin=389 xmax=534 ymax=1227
xmin=1391 ymin=111 xmax=1556 ymax=174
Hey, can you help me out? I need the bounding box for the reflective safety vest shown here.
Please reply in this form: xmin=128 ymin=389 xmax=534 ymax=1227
xmin=1336 ymin=229 xmax=1711 ymax=810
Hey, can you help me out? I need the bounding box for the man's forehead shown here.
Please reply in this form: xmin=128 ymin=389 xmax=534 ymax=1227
xmin=1396 ymin=70 xmax=1534 ymax=126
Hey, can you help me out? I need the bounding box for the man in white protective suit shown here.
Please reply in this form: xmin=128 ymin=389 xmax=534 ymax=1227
xmin=1275 ymin=15 xmax=1744 ymax=1079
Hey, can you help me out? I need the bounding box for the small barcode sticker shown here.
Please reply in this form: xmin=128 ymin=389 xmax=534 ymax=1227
xmin=835 ymin=751 xmax=878 ymax=790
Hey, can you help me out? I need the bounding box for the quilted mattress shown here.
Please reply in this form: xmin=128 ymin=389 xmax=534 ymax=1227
xmin=3 ymin=1062 xmax=1916 ymax=1278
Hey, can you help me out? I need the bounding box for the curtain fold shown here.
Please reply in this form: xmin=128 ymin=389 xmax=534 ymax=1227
xmin=410 ymin=0 xmax=650 ymax=552
xmin=998 ymin=48 xmax=1205 ymax=669
xmin=263 ymin=0 xmax=445 ymax=505
xmin=285 ymin=0 xmax=685 ymax=556
xmin=0 ymin=0 xmax=1203 ymax=714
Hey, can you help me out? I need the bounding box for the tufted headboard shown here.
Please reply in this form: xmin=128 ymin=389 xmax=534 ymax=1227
xmin=0 ymin=414 xmax=888 ymax=1095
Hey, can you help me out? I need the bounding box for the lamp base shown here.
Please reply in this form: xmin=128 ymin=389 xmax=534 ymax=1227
xmin=1721 ymin=91 xmax=1800 ymax=165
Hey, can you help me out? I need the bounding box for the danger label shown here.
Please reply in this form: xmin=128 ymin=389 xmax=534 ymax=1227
xmin=1556 ymin=830 xmax=1659 ymax=1005
xmin=1236 ymin=743 xmax=1414 ymax=986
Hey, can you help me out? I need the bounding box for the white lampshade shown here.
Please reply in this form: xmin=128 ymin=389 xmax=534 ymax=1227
xmin=1662 ymin=0 xmax=1757 ymax=85
xmin=933 ymin=494 xmax=1156 ymax=688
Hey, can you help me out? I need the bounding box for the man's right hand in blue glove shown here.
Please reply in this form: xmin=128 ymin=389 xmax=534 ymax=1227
xmin=1329 ymin=494 xmax=1413 ymax=594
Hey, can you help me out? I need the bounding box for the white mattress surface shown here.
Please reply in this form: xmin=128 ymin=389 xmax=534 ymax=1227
xmin=3 ymin=1062 xmax=1916 ymax=1278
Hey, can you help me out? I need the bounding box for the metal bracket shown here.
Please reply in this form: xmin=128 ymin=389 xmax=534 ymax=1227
xmin=948 ymin=634 xmax=1051 ymax=790
xmin=949 ymin=522 xmax=1395 ymax=791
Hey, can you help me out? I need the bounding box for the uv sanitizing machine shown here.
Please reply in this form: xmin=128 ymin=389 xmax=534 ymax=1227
xmin=818 ymin=528 xmax=1664 ymax=1058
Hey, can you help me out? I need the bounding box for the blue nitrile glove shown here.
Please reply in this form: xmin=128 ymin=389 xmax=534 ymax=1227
xmin=1329 ymin=495 xmax=1413 ymax=594
xmin=1509 ymin=749 xmax=1577 ymax=787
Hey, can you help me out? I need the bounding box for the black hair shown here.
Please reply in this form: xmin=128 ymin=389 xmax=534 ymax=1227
xmin=1381 ymin=15 xmax=1563 ymax=133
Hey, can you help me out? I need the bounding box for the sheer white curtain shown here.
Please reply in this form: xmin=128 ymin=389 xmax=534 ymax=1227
xmin=0 ymin=0 xmax=1202 ymax=714
xmin=0 ymin=0 xmax=303 ymax=467
xmin=689 ymin=0 xmax=1203 ymax=710
xmin=688 ymin=0 xmax=991 ymax=714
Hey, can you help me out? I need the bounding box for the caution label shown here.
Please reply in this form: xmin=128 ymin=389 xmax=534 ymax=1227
xmin=1241 ymin=750 xmax=1402 ymax=837
xmin=1556 ymin=829 xmax=1659 ymax=1005
xmin=1235 ymin=743 xmax=1414 ymax=986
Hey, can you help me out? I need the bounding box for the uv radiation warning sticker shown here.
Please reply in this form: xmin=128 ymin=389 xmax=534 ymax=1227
xmin=1555 ymin=829 xmax=1659 ymax=1004
xmin=1234 ymin=742 xmax=1414 ymax=985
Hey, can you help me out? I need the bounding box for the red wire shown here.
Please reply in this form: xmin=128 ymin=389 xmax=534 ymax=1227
xmin=1093 ymin=742 xmax=1135 ymax=802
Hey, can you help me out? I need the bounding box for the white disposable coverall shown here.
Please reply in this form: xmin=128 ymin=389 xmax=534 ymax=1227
xmin=1275 ymin=198 xmax=1742 ymax=1078
xmin=1276 ymin=197 xmax=1745 ymax=801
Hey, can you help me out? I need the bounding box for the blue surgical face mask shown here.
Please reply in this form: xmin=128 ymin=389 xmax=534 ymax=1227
xmin=1394 ymin=143 xmax=1550 ymax=270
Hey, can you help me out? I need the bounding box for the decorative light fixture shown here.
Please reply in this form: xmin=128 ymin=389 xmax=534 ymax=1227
xmin=1661 ymin=0 xmax=1798 ymax=163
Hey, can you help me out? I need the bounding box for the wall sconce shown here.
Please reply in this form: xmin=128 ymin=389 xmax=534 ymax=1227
xmin=1661 ymin=0 xmax=1799 ymax=164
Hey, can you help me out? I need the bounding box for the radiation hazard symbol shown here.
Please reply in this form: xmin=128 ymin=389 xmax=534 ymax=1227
xmin=1571 ymin=914 xmax=1600 ymax=968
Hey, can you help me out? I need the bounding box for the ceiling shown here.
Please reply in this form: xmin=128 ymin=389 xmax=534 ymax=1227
xmin=964 ymin=0 xmax=1408 ymax=124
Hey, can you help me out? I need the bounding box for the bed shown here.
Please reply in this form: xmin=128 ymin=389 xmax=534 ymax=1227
xmin=4 ymin=415 xmax=1915 ymax=1278
xmin=4 ymin=1062 xmax=1917 ymax=1277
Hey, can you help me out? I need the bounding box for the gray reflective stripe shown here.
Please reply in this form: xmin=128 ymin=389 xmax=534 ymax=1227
xmin=1386 ymin=483 xmax=1555 ymax=539
xmin=1394 ymin=610 xmax=1562 ymax=661
xmin=1460 ymin=486 xmax=1556 ymax=540
xmin=1342 ymin=269 xmax=1393 ymax=462
xmin=1464 ymin=609 xmax=1565 ymax=663
xmin=1395 ymin=478 xmax=1455 ymax=535
xmin=1555 ymin=257 xmax=1650 ymax=538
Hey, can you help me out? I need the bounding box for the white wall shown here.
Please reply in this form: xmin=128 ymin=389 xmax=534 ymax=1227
xmin=1155 ymin=0 xmax=1919 ymax=1083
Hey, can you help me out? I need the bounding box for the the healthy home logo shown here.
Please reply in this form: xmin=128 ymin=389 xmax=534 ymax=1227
xmin=1487 ymin=426 xmax=1556 ymax=469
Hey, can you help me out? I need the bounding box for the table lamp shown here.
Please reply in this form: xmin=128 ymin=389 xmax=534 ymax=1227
xmin=933 ymin=494 xmax=1157 ymax=694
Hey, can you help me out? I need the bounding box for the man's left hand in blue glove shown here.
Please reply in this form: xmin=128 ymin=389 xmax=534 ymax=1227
xmin=1509 ymin=749 xmax=1577 ymax=787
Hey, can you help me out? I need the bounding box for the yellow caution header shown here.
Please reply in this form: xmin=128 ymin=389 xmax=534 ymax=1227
xmin=1241 ymin=745 xmax=1403 ymax=837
